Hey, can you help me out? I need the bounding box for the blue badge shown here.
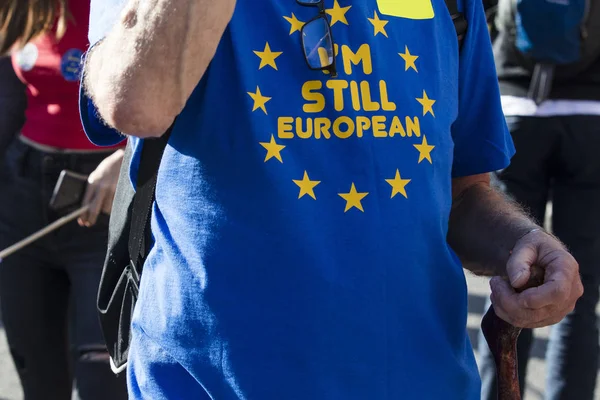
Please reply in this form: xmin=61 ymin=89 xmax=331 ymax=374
xmin=61 ymin=49 xmax=83 ymax=82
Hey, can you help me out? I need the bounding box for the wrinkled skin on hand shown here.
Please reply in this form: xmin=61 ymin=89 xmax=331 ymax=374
xmin=491 ymin=229 xmax=583 ymax=330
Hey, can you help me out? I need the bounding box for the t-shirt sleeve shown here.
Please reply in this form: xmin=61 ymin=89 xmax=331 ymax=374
xmin=79 ymin=0 xmax=129 ymax=147
xmin=450 ymin=0 xmax=515 ymax=178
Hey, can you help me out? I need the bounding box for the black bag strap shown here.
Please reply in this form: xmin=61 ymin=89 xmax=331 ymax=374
xmin=445 ymin=0 xmax=460 ymax=15
xmin=128 ymin=124 xmax=174 ymax=277
xmin=446 ymin=0 xmax=499 ymax=45
xmin=528 ymin=63 xmax=556 ymax=105
xmin=482 ymin=0 xmax=498 ymax=18
xmin=445 ymin=0 xmax=468 ymax=43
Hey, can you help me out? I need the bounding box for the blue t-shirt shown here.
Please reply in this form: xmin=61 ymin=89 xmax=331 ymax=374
xmin=81 ymin=0 xmax=514 ymax=398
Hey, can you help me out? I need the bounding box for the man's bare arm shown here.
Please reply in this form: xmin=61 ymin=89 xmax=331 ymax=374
xmin=447 ymin=174 xmax=540 ymax=279
xmin=84 ymin=0 xmax=236 ymax=137
xmin=449 ymin=173 xmax=583 ymax=329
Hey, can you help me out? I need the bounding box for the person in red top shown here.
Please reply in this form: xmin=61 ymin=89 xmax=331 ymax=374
xmin=0 ymin=56 xmax=26 ymax=163
xmin=0 ymin=1 xmax=128 ymax=399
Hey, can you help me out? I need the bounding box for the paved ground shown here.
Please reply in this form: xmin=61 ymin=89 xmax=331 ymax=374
xmin=0 ymin=320 xmax=19 ymax=400
xmin=1 ymin=274 xmax=598 ymax=399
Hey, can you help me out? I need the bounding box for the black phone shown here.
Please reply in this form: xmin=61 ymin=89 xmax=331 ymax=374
xmin=49 ymin=170 xmax=89 ymax=212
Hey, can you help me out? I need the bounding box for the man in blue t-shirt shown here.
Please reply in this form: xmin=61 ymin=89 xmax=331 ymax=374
xmin=80 ymin=0 xmax=583 ymax=398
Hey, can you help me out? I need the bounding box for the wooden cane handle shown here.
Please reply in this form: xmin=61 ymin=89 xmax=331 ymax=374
xmin=515 ymin=266 xmax=546 ymax=293
xmin=481 ymin=265 xmax=545 ymax=400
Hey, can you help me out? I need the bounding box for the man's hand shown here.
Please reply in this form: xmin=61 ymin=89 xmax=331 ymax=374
xmin=78 ymin=149 xmax=125 ymax=227
xmin=490 ymin=229 xmax=583 ymax=329
xmin=448 ymin=173 xmax=583 ymax=329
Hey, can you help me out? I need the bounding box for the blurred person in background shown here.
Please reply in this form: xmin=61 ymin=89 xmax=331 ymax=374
xmin=0 ymin=1 xmax=128 ymax=399
xmin=0 ymin=56 xmax=26 ymax=165
xmin=478 ymin=1 xmax=600 ymax=399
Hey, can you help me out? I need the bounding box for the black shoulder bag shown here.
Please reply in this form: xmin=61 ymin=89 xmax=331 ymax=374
xmin=97 ymin=126 xmax=172 ymax=373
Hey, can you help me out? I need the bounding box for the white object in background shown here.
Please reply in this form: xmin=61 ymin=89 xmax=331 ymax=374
xmin=501 ymin=95 xmax=600 ymax=117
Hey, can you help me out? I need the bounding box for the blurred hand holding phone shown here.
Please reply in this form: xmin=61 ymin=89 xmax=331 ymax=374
xmin=0 ymin=170 xmax=90 ymax=263
xmin=2 ymin=147 xmax=125 ymax=261
xmin=49 ymin=170 xmax=89 ymax=213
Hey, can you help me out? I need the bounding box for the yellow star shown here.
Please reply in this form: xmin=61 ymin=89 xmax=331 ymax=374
xmin=326 ymin=0 xmax=352 ymax=26
xmin=259 ymin=135 xmax=286 ymax=163
xmin=247 ymin=86 xmax=271 ymax=114
xmin=293 ymin=171 xmax=321 ymax=200
xmin=283 ymin=13 xmax=305 ymax=35
xmin=385 ymin=170 xmax=411 ymax=199
xmin=413 ymin=135 xmax=435 ymax=164
xmin=368 ymin=11 xmax=389 ymax=38
xmin=399 ymin=46 xmax=419 ymax=72
xmin=253 ymin=42 xmax=283 ymax=71
xmin=338 ymin=183 xmax=368 ymax=212
xmin=416 ymin=90 xmax=436 ymax=117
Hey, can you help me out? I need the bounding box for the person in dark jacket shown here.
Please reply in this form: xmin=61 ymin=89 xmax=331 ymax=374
xmin=477 ymin=7 xmax=600 ymax=400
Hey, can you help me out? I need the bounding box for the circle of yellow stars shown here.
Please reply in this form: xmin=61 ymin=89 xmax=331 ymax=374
xmin=248 ymin=1 xmax=438 ymax=213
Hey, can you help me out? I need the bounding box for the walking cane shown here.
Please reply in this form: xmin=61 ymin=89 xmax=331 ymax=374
xmin=0 ymin=205 xmax=89 ymax=263
xmin=481 ymin=265 xmax=545 ymax=400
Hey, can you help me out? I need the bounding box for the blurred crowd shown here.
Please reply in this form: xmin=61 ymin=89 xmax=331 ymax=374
xmin=0 ymin=0 xmax=598 ymax=399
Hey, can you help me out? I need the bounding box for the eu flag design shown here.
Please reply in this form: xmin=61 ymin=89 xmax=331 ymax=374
xmin=262 ymin=0 xmax=441 ymax=214
xmin=81 ymin=0 xmax=514 ymax=398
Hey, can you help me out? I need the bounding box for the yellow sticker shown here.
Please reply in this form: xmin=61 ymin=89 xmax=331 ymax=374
xmin=376 ymin=0 xmax=435 ymax=20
